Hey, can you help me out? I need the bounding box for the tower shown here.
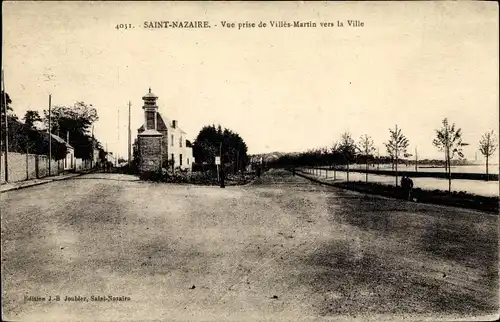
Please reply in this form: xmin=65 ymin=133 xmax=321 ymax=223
xmin=137 ymin=87 xmax=163 ymax=178
xmin=142 ymin=87 xmax=159 ymax=131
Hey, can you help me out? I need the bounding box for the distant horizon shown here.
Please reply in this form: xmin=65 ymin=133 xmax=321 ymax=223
xmin=247 ymin=149 xmax=498 ymax=164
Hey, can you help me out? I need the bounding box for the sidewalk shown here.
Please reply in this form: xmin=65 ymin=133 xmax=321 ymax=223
xmin=1 ymin=170 xmax=94 ymax=193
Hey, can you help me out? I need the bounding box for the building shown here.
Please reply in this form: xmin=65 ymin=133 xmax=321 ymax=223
xmin=50 ymin=133 xmax=75 ymax=171
xmin=139 ymin=115 xmax=194 ymax=170
xmin=106 ymin=152 xmax=116 ymax=165
xmin=137 ymin=88 xmax=194 ymax=174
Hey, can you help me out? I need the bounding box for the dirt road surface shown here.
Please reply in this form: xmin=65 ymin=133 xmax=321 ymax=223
xmin=1 ymin=169 xmax=498 ymax=321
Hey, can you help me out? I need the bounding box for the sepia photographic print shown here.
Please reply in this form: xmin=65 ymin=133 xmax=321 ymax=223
xmin=1 ymin=1 xmax=499 ymax=321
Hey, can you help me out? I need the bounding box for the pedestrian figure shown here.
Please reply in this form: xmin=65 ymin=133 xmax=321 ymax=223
xmin=220 ymin=166 xmax=225 ymax=188
xmin=292 ymin=167 xmax=295 ymax=176
xmin=401 ymin=176 xmax=408 ymax=199
xmin=401 ymin=176 xmax=414 ymax=201
xmin=407 ymin=176 xmax=414 ymax=201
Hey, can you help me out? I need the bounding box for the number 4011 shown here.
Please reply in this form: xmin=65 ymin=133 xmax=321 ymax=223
xmin=116 ymin=24 xmax=133 ymax=30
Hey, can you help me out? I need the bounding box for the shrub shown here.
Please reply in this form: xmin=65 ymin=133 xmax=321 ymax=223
xmin=332 ymin=180 xmax=498 ymax=213
xmin=162 ymin=170 xmax=218 ymax=185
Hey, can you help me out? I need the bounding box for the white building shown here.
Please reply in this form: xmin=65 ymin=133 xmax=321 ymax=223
xmin=50 ymin=133 xmax=75 ymax=171
xmin=137 ymin=88 xmax=194 ymax=171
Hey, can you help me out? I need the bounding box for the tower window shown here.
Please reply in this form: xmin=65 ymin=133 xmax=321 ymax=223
xmin=180 ymin=136 xmax=183 ymax=147
xmin=171 ymin=135 xmax=174 ymax=146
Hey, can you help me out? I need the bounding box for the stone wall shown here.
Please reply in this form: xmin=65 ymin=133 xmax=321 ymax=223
xmin=75 ymin=158 xmax=92 ymax=171
xmin=0 ymin=152 xmax=65 ymax=184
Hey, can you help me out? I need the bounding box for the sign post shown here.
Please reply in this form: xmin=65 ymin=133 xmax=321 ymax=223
xmin=215 ymin=156 xmax=221 ymax=182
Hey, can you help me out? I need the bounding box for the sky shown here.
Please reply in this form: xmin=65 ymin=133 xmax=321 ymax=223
xmin=2 ymin=1 xmax=498 ymax=161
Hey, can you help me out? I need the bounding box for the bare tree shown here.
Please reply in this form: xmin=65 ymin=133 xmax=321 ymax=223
xmin=358 ymin=134 xmax=375 ymax=182
xmin=432 ymin=118 xmax=468 ymax=193
xmin=338 ymin=132 xmax=357 ymax=181
xmin=479 ymin=130 xmax=497 ymax=180
xmin=330 ymin=142 xmax=340 ymax=180
xmin=384 ymin=125 xmax=410 ymax=186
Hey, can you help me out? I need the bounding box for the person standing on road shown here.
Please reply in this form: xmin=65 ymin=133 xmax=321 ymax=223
xmin=401 ymin=176 xmax=408 ymax=200
xmin=407 ymin=176 xmax=414 ymax=201
xmin=401 ymin=176 xmax=414 ymax=201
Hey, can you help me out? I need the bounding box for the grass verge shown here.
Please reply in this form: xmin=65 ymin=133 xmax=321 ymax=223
xmin=294 ymin=170 xmax=498 ymax=214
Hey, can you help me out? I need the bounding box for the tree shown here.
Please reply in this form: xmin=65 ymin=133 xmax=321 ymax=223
xmin=432 ymin=118 xmax=468 ymax=193
xmin=1 ymin=91 xmax=12 ymax=153
xmin=338 ymin=132 xmax=357 ymax=181
xmin=21 ymin=111 xmax=43 ymax=155
xmin=1 ymin=95 xmax=60 ymax=158
xmin=479 ymin=130 xmax=497 ymax=180
xmin=1 ymin=91 xmax=17 ymax=153
xmin=193 ymin=125 xmax=220 ymax=164
xmin=1 ymin=91 xmax=13 ymax=116
xmin=358 ymin=134 xmax=376 ymax=182
xmin=43 ymin=102 xmax=98 ymax=159
xmin=193 ymin=124 xmax=248 ymax=173
xmin=384 ymin=125 xmax=410 ymax=186
xmin=44 ymin=101 xmax=98 ymax=135
xmin=23 ymin=110 xmax=42 ymax=130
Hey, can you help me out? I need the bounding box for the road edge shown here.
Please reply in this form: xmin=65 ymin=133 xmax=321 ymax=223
xmin=291 ymin=169 xmax=498 ymax=215
xmin=0 ymin=171 xmax=94 ymax=193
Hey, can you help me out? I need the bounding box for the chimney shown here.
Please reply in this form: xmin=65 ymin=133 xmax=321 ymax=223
xmin=172 ymin=120 xmax=177 ymax=129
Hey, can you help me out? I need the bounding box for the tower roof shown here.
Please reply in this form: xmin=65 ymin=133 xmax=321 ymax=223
xmin=142 ymin=87 xmax=158 ymax=100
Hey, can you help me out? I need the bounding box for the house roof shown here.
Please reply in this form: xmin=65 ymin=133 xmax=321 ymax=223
xmin=137 ymin=112 xmax=187 ymax=135
xmin=139 ymin=129 xmax=162 ymax=136
xmin=50 ymin=133 xmax=74 ymax=149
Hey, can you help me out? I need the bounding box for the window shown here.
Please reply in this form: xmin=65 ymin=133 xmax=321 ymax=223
xmin=180 ymin=136 xmax=183 ymax=147
xmin=171 ymin=135 xmax=174 ymax=146
xmin=187 ymin=158 xmax=189 ymax=165
xmin=180 ymin=154 xmax=183 ymax=166
xmin=171 ymin=153 xmax=174 ymax=162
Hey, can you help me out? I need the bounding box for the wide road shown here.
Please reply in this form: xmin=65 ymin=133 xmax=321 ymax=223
xmin=1 ymin=169 xmax=498 ymax=321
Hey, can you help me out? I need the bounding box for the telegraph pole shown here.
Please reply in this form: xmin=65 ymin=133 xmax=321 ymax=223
xmin=219 ymin=141 xmax=225 ymax=188
xmin=236 ymin=149 xmax=239 ymax=174
xmin=128 ymin=100 xmax=131 ymax=164
xmin=48 ymin=94 xmax=52 ymax=175
xmin=118 ymin=107 xmax=120 ymax=141
xmin=117 ymin=105 xmax=120 ymax=168
xmin=2 ymin=70 xmax=8 ymax=182
xmin=395 ymin=124 xmax=399 ymax=187
xmin=377 ymin=148 xmax=380 ymax=171
xmin=415 ymin=147 xmax=418 ymax=172
xmin=90 ymin=125 xmax=94 ymax=169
